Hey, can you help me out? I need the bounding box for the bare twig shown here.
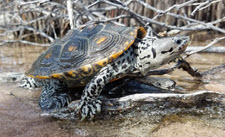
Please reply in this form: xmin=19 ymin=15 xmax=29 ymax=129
xmin=0 ymin=40 xmax=50 ymax=46
xmin=191 ymin=0 xmax=212 ymax=16
xmin=67 ymin=0 xmax=74 ymax=29
xmin=186 ymin=36 xmax=225 ymax=56
xmin=153 ymin=0 xmax=197 ymax=20
xmin=136 ymin=0 xmax=225 ymax=33
xmin=186 ymin=46 xmax=225 ymax=53
xmin=196 ymin=0 xmax=222 ymax=11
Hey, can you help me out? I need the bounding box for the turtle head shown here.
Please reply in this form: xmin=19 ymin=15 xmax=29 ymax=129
xmin=136 ymin=36 xmax=190 ymax=75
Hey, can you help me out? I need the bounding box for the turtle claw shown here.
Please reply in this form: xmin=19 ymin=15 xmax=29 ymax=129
xmin=76 ymin=98 xmax=102 ymax=121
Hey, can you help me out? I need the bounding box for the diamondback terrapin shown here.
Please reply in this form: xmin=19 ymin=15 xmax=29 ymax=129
xmin=23 ymin=23 xmax=189 ymax=120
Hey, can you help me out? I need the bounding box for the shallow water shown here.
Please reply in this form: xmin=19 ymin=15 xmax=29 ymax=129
xmin=0 ymin=37 xmax=225 ymax=136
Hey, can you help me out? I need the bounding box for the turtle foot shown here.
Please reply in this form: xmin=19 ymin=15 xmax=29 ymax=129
xmin=76 ymin=98 xmax=102 ymax=121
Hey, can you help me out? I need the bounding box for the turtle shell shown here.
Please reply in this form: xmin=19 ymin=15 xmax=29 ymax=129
xmin=26 ymin=23 xmax=146 ymax=86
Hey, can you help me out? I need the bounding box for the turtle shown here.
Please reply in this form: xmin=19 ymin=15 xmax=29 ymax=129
xmin=22 ymin=23 xmax=190 ymax=120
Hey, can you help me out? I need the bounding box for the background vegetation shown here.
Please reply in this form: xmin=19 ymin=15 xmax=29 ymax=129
xmin=0 ymin=0 xmax=224 ymax=46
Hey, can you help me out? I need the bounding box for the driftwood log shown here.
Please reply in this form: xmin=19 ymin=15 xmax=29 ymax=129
xmin=42 ymin=90 xmax=225 ymax=120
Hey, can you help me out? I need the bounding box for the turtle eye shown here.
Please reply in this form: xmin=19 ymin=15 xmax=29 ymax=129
xmin=176 ymin=39 xmax=182 ymax=45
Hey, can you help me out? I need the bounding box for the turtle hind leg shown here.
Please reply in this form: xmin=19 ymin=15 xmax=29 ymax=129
xmin=39 ymin=80 xmax=71 ymax=111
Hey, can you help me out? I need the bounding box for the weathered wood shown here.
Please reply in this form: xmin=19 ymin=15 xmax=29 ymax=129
xmin=201 ymin=63 xmax=225 ymax=76
xmin=41 ymin=91 xmax=225 ymax=120
xmin=186 ymin=36 xmax=225 ymax=55
xmin=186 ymin=46 xmax=225 ymax=53
xmin=67 ymin=0 xmax=74 ymax=29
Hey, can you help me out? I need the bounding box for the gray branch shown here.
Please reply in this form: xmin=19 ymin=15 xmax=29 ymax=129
xmin=186 ymin=37 xmax=225 ymax=56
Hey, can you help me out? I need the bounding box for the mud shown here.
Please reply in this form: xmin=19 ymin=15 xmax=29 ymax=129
xmin=0 ymin=84 xmax=72 ymax=137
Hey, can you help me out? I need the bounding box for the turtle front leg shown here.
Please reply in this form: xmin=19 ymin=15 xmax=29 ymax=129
xmin=77 ymin=66 xmax=113 ymax=120
xmin=39 ymin=80 xmax=71 ymax=111
xmin=77 ymin=48 xmax=135 ymax=120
